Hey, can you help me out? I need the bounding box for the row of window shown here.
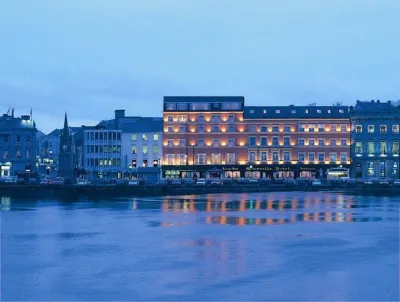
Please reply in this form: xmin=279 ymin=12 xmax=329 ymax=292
xmin=86 ymin=131 xmax=121 ymax=141
xmin=1 ymin=134 xmax=31 ymax=143
xmin=248 ymin=151 xmax=347 ymax=163
xmin=85 ymin=158 xmax=121 ymax=167
xmin=164 ymin=124 xmax=348 ymax=133
xmin=165 ymin=114 xmax=236 ymax=123
xmin=248 ymin=108 xmax=346 ymax=115
xmin=163 ymin=152 xmax=348 ymax=165
xmin=131 ymin=134 xmax=159 ymax=141
xmin=85 ymin=158 xmax=160 ymax=168
xmin=355 ymin=125 xmax=399 ymax=134
xmin=354 ymin=141 xmax=399 ymax=155
xmin=131 ymin=145 xmax=160 ymax=155
xmin=86 ymin=145 xmax=122 ymax=154
xmin=165 ymin=102 xmax=242 ymax=111
xmin=165 ymin=138 xmax=348 ymax=147
xmin=2 ymin=149 xmax=31 ymax=160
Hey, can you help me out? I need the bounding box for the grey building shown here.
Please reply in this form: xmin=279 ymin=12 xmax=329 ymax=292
xmin=0 ymin=109 xmax=38 ymax=176
xmin=350 ymin=100 xmax=400 ymax=179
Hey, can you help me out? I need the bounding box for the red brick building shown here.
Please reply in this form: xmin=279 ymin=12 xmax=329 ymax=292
xmin=162 ymin=96 xmax=350 ymax=179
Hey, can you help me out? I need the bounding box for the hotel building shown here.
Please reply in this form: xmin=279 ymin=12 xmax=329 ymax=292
xmin=350 ymin=100 xmax=400 ymax=179
xmin=162 ymin=96 xmax=351 ymax=179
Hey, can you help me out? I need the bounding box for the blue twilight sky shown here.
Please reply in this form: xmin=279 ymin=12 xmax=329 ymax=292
xmin=1 ymin=0 xmax=399 ymax=133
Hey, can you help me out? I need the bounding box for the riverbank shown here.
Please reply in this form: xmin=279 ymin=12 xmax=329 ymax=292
xmin=1 ymin=184 xmax=400 ymax=200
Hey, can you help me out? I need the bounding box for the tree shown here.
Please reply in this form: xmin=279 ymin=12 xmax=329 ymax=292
xmin=332 ymin=101 xmax=343 ymax=106
xmin=308 ymin=102 xmax=317 ymax=106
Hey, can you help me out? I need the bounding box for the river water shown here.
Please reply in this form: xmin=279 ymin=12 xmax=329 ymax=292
xmin=1 ymin=192 xmax=399 ymax=301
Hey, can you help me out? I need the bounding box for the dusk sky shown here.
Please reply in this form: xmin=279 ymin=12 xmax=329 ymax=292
xmin=1 ymin=0 xmax=399 ymax=133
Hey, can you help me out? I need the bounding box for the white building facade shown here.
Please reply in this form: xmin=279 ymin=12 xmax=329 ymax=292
xmin=121 ymin=132 xmax=162 ymax=170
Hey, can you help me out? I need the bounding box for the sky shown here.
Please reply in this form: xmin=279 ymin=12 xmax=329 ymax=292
xmin=1 ymin=0 xmax=399 ymax=133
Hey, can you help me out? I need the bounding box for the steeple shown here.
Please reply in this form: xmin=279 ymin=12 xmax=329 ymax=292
xmin=63 ymin=112 xmax=69 ymax=135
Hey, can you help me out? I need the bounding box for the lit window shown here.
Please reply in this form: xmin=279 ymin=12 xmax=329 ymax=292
xmin=283 ymin=151 xmax=290 ymax=161
xmin=142 ymin=145 xmax=148 ymax=154
xmin=275 ymin=110 xmax=280 ymax=114
xmin=317 ymin=109 xmax=321 ymax=113
xmin=339 ymin=109 xmax=344 ymax=113
xmin=392 ymin=125 xmax=399 ymax=134
xmin=355 ymin=142 xmax=362 ymax=153
xmin=327 ymin=110 xmax=331 ymax=114
xmin=263 ymin=109 xmax=267 ymax=114
xmin=249 ymin=109 xmax=255 ymax=114
xmin=131 ymin=146 xmax=137 ymax=154
xmin=142 ymin=134 xmax=148 ymax=141
xmin=368 ymin=125 xmax=375 ymax=133
xmin=291 ymin=110 xmax=296 ymax=114
xmin=153 ymin=134 xmax=159 ymax=141
xmin=305 ymin=109 xmax=309 ymax=114
xmin=248 ymin=151 xmax=256 ymax=163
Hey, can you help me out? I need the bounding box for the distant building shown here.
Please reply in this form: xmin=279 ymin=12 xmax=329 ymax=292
xmin=0 ymin=109 xmax=37 ymax=176
xmin=83 ymin=129 xmax=123 ymax=179
xmin=350 ymin=100 xmax=400 ymax=179
xmin=58 ymin=113 xmax=76 ymax=180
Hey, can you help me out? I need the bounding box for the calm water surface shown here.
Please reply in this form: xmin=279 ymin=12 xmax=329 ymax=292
xmin=1 ymin=192 xmax=399 ymax=301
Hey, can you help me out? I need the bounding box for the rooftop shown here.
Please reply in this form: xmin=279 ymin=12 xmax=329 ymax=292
xmin=244 ymin=105 xmax=350 ymax=119
xmin=163 ymin=96 xmax=244 ymax=103
xmin=0 ymin=111 xmax=37 ymax=131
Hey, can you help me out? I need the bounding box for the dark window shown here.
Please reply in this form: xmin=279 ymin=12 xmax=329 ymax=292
xmin=26 ymin=135 xmax=31 ymax=143
xmin=4 ymin=135 xmax=8 ymax=143
xmin=16 ymin=135 xmax=20 ymax=143
xmin=95 ymin=132 xmax=99 ymax=140
xmin=249 ymin=137 xmax=256 ymax=146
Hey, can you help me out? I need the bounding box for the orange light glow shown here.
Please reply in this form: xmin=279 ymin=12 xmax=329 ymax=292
xmin=239 ymin=142 xmax=245 ymax=146
xmin=206 ymin=128 xmax=211 ymax=133
xmin=239 ymin=128 xmax=244 ymax=132
xmin=221 ymin=141 xmax=227 ymax=146
xmin=221 ymin=128 xmax=226 ymax=133
xmin=190 ymin=128 xmax=196 ymax=133
xmin=239 ymin=160 xmax=246 ymax=165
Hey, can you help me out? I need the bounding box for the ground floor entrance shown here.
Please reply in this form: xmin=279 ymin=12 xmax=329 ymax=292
xmin=352 ymin=159 xmax=400 ymax=179
xmin=162 ymin=164 xmax=350 ymax=179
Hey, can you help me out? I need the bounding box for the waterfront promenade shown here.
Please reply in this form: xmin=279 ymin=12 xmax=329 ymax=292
xmin=1 ymin=182 xmax=400 ymax=199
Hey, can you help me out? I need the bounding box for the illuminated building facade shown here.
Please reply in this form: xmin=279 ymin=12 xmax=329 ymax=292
xmin=0 ymin=109 xmax=37 ymax=177
xmin=350 ymin=100 xmax=400 ymax=179
xmin=162 ymin=96 xmax=351 ymax=179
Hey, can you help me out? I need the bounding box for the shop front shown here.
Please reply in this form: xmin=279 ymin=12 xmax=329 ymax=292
xmin=0 ymin=162 xmax=11 ymax=177
xmin=162 ymin=164 xmax=350 ymax=180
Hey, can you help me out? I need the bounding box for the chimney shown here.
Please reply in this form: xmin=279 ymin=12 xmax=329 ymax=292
xmin=114 ymin=109 xmax=125 ymax=119
xmin=356 ymin=100 xmax=360 ymax=104
xmin=377 ymin=100 xmax=380 ymax=103
xmin=388 ymin=101 xmax=392 ymax=105
xmin=371 ymin=100 xmax=375 ymax=103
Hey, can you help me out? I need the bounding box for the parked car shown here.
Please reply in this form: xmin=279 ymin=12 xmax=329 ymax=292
xmin=312 ymin=179 xmax=322 ymax=187
xmin=346 ymin=178 xmax=357 ymax=186
xmin=171 ymin=178 xmax=182 ymax=185
xmin=364 ymin=179 xmax=374 ymax=185
xmin=51 ymin=177 xmax=64 ymax=185
xmin=182 ymin=178 xmax=194 ymax=185
xmin=4 ymin=177 xmax=17 ymax=184
xmin=379 ymin=179 xmax=390 ymax=186
xmin=259 ymin=178 xmax=272 ymax=185
xmin=393 ymin=179 xmax=400 ymax=186
xmin=77 ymin=180 xmax=91 ymax=186
xmin=128 ymin=179 xmax=139 ymax=186
xmin=223 ymin=178 xmax=234 ymax=185
xmin=210 ymin=178 xmax=222 ymax=186
xmin=248 ymin=178 xmax=259 ymax=184
xmin=195 ymin=178 xmax=206 ymax=186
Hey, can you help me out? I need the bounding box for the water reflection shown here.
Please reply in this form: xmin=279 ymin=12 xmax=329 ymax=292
xmin=155 ymin=196 xmax=392 ymax=213
xmin=206 ymin=213 xmax=386 ymax=226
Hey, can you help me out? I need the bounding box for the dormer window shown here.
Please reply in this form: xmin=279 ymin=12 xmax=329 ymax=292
xmin=339 ymin=109 xmax=344 ymax=113
xmin=275 ymin=110 xmax=280 ymax=114
xmin=249 ymin=110 xmax=255 ymax=114
xmin=305 ymin=109 xmax=309 ymax=114
xmin=291 ymin=110 xmax=296 ymax=114
xmin=263 ymin=109 xmax=267 ymax=114
xmin=328 ymin=110 xmax=331 ymax=114
xmin=317 ymin=109 xmax=321 ymax=113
